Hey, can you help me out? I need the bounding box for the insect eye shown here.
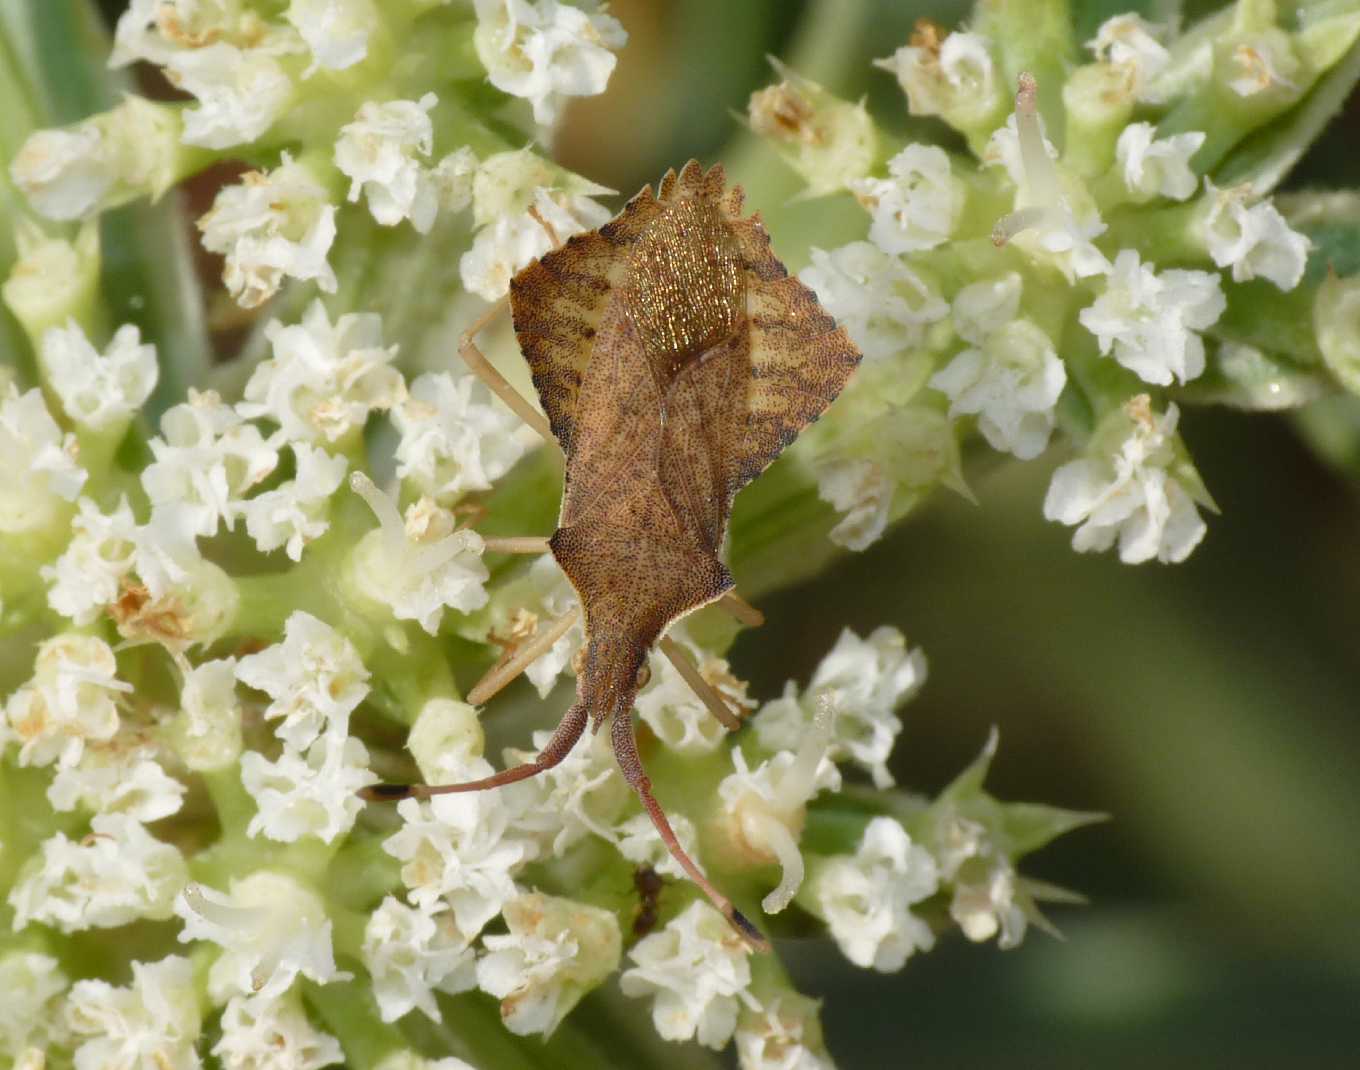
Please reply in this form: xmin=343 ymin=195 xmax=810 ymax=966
xmin=635 ymin=663 xmax=651 ymax=689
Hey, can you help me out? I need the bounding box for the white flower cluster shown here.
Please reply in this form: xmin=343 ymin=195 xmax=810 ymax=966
xmin=755 ymin=626 xmax=926 ymax=790
xmin=786 ymin=8 xmax=1320 ymax=567
xmin=473 ymin=0 xmax=628 ymax=127
xmin=236 ymin=611 xmax=377 ymax=842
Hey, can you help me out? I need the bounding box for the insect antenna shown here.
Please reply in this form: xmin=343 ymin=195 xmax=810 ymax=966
xmin=610 ymin=710 xmax=771 ymax=953
xmin=359 ymin=703 xmax=587 ymax=802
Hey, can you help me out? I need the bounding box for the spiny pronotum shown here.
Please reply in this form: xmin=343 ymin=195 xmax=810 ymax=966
xmin=363 ymin=161 xmax=862 ymax=950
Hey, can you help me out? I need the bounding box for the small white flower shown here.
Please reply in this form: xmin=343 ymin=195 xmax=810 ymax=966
xmin=757 ymin=626 xmax=925 ymax=791
xmin=106 ymin=503 xmax=241 ymax=650
xmin=9 ymin=812 xmax=187 ymax=933
xmin=383 ymin=780 xmax=535 ymax=937
xmin=9 ymin=94 xmax=184 ymax=224
xmin=615 ymin=811 xmax=701 ymax=882
xmin=1044 ymin=395 xmax=1209 ymax=564
xmin=799 ymin=242 xmax=948 ymax=361
xmin=364 ymin=897 xmax=476 ymax=1023
xmin=111 ymin=0 xmax=283 ymax=67
xmin=0 ymin=952 xmax=69 ymax=1058
xmin=636 ymin=632 xmax=755 ymax=756
xmin=335 ymin=94 xmax=440 ymax=231
xmin=48 ymin=746 xmax=186 ymax=822
xmin=619 ymin=901 xmax=756 ymax=1050
xmin=931 ymin=318 xmax=1067 ymax=460
xmin=1224 ymin=32 xmax=1300 ymax=98
xmin=287 ymin=0 xmax=377 ymax=74
xmin=175 ymin=873 xmax=349 ymax=1001
xmin=5 ymin=633 xmax=129 ymax=769
xmin=735 ymin=992 xmax=834 ymax=1070
xmin=808 ymin=817 xmax=938 ymax=972
xmin=1080 ymin=249 xmax=1225 ymax=386
xmin=406 ymin=697 xmax=486 ymax=784
xmin=501 ymin=724 xmax=629 ymax=856
xmin=242 ymin=299 xmax=404 ymax=443
xmin=214 ymin=991 xmax=344 ymax=1070
xmin=236 ymin=610 xmax=369 ymax=750
xmin=1202 ymin=180 xmax=1310 ymax=291
xmin=430 ymin=146 xmax=479 ymax=215
xmin=1116 ymin=123 xmax=1205 ymax=202
xmin=461 ymin=184 xmax=612 ymax=300
xmin=715 ymin=725 xmax=839 ymax=914
xmin=241 ymin=443 xmax=348 ymax=560
xmin=849 ymin=144 xmax=960 ymax=254
xmin=174 ymin=657 xmax=244 ymax=771
xmin=874 ymin=29 xmax=997 ymax=123
xmin=483 ymin=554 xmax=582 ymax=699
xmin=473 ymin=0 xmax=628 ymax=126
xmin=949 ymin=855 xmax=1027 ymax=948
xmin=811 ymin=406 xmax=965 ymax=553
xmin=350 ymin=477 xmax=490 ymax=634
xmin=41 ymin=495 xmax=139 ymax=625
xmin=476 ymin=892 xmax=622 ymax=1037
xmin=240 ymin=733 xmax=376 ymax=843
xmin=461 ymin=151 xmax=612 ymax=299
xmin=65 ymin=955 xmax=201 ymax=1070
xmin=393 ymin=371 xmax=528 ymax=502
xmin=166 ymin=41 xmax=295 ymax=149
xmin=0 ymin=383 xmax=86 ymax=533
xmin=950 ymin=272 xmax=1022 ymax=346
xmin=1087 ymin=14 xmax=1170 ymax=97
xmin=11 ymin=122 xmax=110 ymax=220
xmin=987 ymin=88 xmax=1110 ymax=281
xmin=142 ymin=389 xmax=279 ymax=537
xmin=197 ymin=157 xmax=338 ymax=309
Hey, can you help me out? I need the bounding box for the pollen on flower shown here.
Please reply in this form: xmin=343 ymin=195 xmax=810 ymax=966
xmin=198 ymin=157 xmax=339 ymax=308
xmin=875 ymin=21 xmax=999 ymax=129
xmin=213 ymin=990 xmax=345 ymax=1070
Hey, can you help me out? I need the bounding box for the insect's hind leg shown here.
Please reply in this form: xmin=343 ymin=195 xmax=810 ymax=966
xmin=459 ymin=296 xmax=557 ymax=446
xmin=656 ymin=635 xmax=742 ymax=731
xmin=360 ymin=702 xmax=587 ymax=802
xmin=610 ymin=711 xmax=771 ymax=953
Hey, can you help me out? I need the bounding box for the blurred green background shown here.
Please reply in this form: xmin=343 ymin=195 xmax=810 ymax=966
xmin=76 ymin=0 xmax=1360 ymax=1065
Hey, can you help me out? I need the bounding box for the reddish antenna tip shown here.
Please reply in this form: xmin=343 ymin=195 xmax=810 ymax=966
xmin=729 ymin=907 xmax=773 ymax=954
xmin=358 ymin=782 xmax=417 ymax=802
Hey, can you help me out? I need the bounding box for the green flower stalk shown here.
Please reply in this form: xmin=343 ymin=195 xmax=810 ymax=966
xmin=2 ymin=0 xmax=1358 ymax=1068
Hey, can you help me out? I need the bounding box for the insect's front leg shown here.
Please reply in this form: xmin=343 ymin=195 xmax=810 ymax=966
xmin=458 ymin=296 xmax=556 ymax=446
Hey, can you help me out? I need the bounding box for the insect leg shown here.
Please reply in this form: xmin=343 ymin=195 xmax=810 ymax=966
xmin=360 ymin=701 xmax=587 ymax=802
xmin=466 ymin=606 xmax=581 ymax=706
xmin=656 ymin=635 xmax=742 ymax=731
xmin=610 ymin=711 xmax=771 ymax=953
xmin=479 ymin=536 xmax=552 ymax=555
xmin=717 ymin=591 xmax=764 ymax=627
xmin=459 ymin=297 xmax=556 ymax=446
